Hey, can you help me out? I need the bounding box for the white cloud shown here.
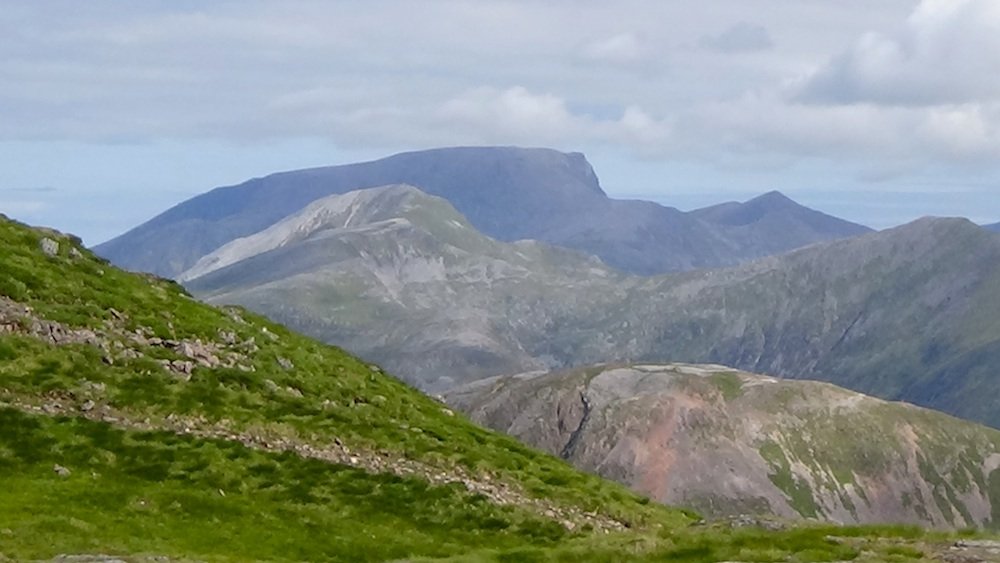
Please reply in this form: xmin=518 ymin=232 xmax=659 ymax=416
xmin=581 ymin=32 xmax=645 ymax=64
xmin=3 ymin=0 xmax=998 ymax=180
xmin=436 ymin=87 xmax=583 ymax=141
xmin=798 ymin=0 xmax=1000 ymax=105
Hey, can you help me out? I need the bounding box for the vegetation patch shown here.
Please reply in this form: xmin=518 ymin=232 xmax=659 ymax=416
xmin=759 ymin=440 xmax=820 ymax=518
xmin=709 ymin=371 xmax=743 ymax=401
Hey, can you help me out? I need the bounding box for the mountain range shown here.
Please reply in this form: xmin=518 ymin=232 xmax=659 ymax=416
xmin=95 ymin=147 xmax=870 ymax=277
xmin=447 ymin=363 xmax=1000 ymax=529
xmin=179 ymin=184 xmax=1000 ymax=432
xmin=11 ymin=214 xmax=997 ymax=559
xmin=986 ymin=222 xmax=1000 ymax=232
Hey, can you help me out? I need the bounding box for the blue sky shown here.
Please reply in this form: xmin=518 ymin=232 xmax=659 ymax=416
xmin=3 ymin=0 xmax=1000 ymax=245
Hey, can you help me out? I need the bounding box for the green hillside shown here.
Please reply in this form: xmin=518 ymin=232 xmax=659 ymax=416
xmin=0 ymin=214 xmax=995 ymax=562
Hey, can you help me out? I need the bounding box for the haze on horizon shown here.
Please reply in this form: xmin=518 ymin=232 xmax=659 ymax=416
xmin=2 ymin=0 xmax=1000 ymax=245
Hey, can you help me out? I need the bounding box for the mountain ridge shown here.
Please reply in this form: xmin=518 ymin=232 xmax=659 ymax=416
xmin=95 ymin=146 xmax=871 ymax=277
xmin=182 ymin=190 xmax=1000 ymax=431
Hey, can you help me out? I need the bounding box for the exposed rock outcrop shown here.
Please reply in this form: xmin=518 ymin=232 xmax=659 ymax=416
xmin=447 ymin=363 xmax=1000 ymax=529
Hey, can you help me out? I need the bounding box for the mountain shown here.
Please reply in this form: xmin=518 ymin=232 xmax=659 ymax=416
xmin=94 ymin=146 xmax=870 ymax=277
xmin=184 ymin=190 xmax=1000 ymax=431
xmin=691 ymin=190 xmax=870 ymax=257
xmin=7 ymin=215 xmax=986 ymax=561
xmin=446 ymin=363 xmax=1000 ymax=529
xmin=985 ymin=222 xmax=1000 ymax=232
xmin=183 ymin=185 xmax=625 ymax=390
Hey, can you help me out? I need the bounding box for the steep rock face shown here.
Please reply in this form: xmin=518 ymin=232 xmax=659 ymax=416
xmin=94 ymin=147 xmax=870 ymax=277
xmin=446 ymin=363 xmax=1000 ymax=529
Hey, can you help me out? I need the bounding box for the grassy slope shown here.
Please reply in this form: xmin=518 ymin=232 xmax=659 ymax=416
xmin=0 ymin=215 xmax=991 ymax=562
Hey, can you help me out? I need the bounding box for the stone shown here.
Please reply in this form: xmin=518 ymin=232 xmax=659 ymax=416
xmin=218 ymin=330 xmax=237 ymax=345
xmin=54 ymin=464 xmax=71 ymax=477
xmin=68 ymin=247 xmax=83 ymax=259
xmin=277 ymin=356 xmax=294 ymax=370
xmin=40 ymin=237 xmax=59 ymax=256
xmin=956 ymin=540 xmax=1000 ymax=550
xmin=80 ymin=400 xmax=96 ymax=412
xmin=51 ymin=555 xmax=128 ymax=563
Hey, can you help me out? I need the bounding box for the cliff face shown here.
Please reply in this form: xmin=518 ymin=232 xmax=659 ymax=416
xmin=447 ymin=363 xmax=1000 ymax=529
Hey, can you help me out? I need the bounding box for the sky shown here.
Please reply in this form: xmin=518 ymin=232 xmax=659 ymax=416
xmin=3 ymin=0 xmax=1000 ymax=245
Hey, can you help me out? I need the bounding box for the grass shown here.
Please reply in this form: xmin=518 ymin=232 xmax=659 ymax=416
xmin=0 ymin=406 xmax=957 ymax=562
xmin=0 ymin=217 xmax=682 ymax=528
xmin=1 ymin=215 xmax=996 ymax=561
xmin=709 ymin=370 xmax=744 ymax=401
xmin=0 ymin=407 xmax=576 ymax=562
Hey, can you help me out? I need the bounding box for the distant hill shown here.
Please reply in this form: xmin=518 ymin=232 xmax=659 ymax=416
xmin=985 ymin=222 xmax=1000 ymax=232
xmin=94 ymin=146 xmax=870 ymax=277
xmin=184 ymin=190 xmax=1000 ymax=431
xmin=447 ymin=363 xmax=1000 ymax=528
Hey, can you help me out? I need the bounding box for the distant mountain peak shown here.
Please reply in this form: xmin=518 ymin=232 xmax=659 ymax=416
xmin=95 ymin=146 xmax=872 ymax=278
xmin=691 ymin=190 xmax=872 ymax=236
xmin=748 ymin=190 xmax=795 ymax=206
xmin=177 ymin=184 xmax=460 ymax=282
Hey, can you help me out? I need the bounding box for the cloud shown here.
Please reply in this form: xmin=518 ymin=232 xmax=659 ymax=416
xmin=436 ymin=87 xmax=584 ymax=141
xmin=581 ymin=32 xmax=645 ymax=64
xmin=3 ymin=0 xmax=999 ymax=180
xmin=798 ymin=0 xmax=1000 ymax=105
xmin=322 ymin=85 xmax=673 ymax=151
xmin=699 ymin=22 xmax=773 ymax=53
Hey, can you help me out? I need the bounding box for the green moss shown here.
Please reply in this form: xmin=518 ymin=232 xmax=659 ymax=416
xmin=988 ymin=469 xmax=1000 ymax=528
xmin=916 ymin=454 xmax=965 ymax=526
xmin=709 ymin=371 xmax=743 ymax=401
xmin=759 ymin=440 xmax=820 ymax=518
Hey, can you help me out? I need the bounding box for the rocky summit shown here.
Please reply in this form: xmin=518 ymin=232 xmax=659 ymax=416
xmin=447 ymin=363 xmax=1000 ymax=529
